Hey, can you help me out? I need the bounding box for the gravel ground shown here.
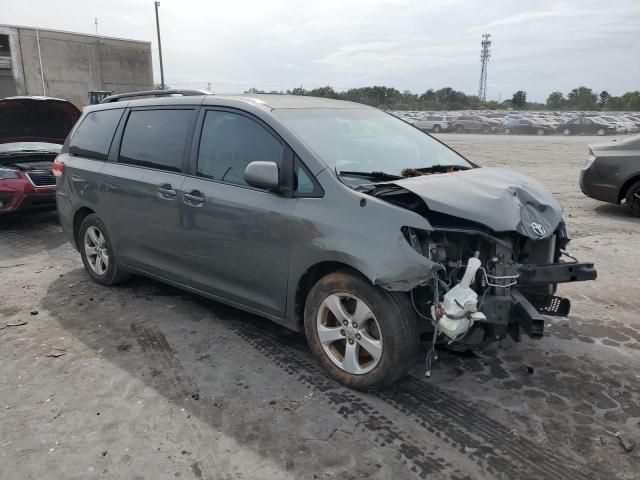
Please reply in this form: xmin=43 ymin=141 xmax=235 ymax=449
xmin=1 ymin=134 xmax=639 ymax=480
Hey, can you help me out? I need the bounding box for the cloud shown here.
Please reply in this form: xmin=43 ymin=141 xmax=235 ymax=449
xmin=0 ymin=0 xmax=638 ymax=100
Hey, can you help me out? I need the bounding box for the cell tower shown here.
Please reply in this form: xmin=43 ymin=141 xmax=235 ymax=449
xmin=478 ymin=33 xmax=491 ymax=102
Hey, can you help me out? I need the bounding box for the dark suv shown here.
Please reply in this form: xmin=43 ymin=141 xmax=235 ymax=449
xmin=55 ymin=91 xmax=596 ymax=389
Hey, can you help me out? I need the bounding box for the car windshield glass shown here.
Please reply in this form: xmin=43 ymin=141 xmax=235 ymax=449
xmin=274 ymin=108 xmax=470 ymax=182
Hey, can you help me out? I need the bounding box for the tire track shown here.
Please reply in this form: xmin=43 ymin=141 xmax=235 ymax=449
xmin=233 ymin=319 xmax=608 ymax=480
xmin=231 ymin=324 xmax=465 ymax=480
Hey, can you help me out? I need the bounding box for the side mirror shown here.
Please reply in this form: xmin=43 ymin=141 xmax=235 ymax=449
xmin=244 ymin=161 xmax=280 ymax=191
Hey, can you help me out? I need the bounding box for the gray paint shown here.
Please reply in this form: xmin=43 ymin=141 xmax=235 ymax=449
xmin=391 ymin=167 xmax=564 ymax=239
xmin=0 ymin=24 xmax=153 ymax=106
xmin=580 ymin=135 xmax=640 ymax=204
xmin=57 ymin=94 xmax=572 ymax=332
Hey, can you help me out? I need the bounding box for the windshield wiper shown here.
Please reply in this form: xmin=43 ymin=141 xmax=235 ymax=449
xmin=337 ymin=170 xmax=403 ymax=181
xmin=400 ymin=164 xmax=472 ymax=177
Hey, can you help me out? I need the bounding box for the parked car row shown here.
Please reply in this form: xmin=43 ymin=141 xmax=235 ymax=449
xmin=393 ymin=110 xmax=640 ymax=136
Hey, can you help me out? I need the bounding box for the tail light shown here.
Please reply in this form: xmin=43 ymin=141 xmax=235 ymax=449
xmin=52 ymin=157 xmax=64 ymax=177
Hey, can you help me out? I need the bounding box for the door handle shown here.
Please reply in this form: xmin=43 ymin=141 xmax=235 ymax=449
xmin=183 ymin=190 xmax=205 ymax=206
xmin=158 ymin=184 xmax=177 ymax=199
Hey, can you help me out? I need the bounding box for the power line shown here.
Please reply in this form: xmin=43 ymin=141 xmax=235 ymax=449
xmin=478 ymin=33 xmax=491 ymax=102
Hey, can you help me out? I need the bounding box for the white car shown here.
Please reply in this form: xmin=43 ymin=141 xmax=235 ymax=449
xmin=597 ymin=116 xmax=628 ymax=134
xmin=413 ymin=115 xmax=450 ymax=133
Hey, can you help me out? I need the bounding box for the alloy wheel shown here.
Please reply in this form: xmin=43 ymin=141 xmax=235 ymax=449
xmin=597 ymin=128 xmax=606 ymax=136
xmin=563 ymin=128 xmax=571 ymax=135
xmin=316 ymin=293 xmax=383 ymax=375
xmin=84 ymin=226 xmax=109 ymax=275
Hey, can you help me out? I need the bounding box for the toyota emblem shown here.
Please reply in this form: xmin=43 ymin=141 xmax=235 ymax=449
xmin=531 ymin=222 xmax=546 ymax=237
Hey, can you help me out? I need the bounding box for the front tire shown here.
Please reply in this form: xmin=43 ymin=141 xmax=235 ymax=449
xmin=304 ymin=271 xmax=419 ymax=390
xmin=455 ymin=125 xmax=465 ymax=134
xmin=562 ymin=128 xmax=572 ymax=136
xmin=536 ymin=128 xmax=545 ymax=136
xmin=432 ymin=124 xmax=441 ymax=133
xmin=597 ymin=128 xmax=607 ymax=136
xmin=78 ymin=214 xmax=129 ymax=286
xmin=625 ymin=180 xmax=640 ymax=217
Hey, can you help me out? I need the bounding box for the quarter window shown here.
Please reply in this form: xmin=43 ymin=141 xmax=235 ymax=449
xmin=196 ymin=110 xmax=283 ymax=187
xmin=119 ymin=109 xmax=193 ymax=172
xmin=70 ymin=109 xmax=123 ymax=160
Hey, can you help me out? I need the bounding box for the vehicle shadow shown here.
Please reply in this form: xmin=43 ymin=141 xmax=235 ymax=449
xmin=594 ymin=203 xmax=638 ymax=222
xmin=42 ymin=269 xmax=633 ymax=480
xmin=0 ymin=211 xmax=64 ymax=260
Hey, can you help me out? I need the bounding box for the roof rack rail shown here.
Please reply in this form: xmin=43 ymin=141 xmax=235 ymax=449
xmin=100 ymin=89 xmax=211 ymax=104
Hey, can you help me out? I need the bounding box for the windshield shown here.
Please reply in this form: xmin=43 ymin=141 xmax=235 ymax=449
xmin=274 ymin=108 xmax=471 ymax=181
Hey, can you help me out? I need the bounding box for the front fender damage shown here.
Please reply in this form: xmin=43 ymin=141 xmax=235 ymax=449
xmin=372 ymin=232 xmax=443 ymax=291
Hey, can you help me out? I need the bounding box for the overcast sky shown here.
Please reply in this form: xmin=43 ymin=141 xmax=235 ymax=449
xmin=2 ymin=0 xmax=639 ymax=101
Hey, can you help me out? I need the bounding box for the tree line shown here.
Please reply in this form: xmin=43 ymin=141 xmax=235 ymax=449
xmin=244 ymin=85 xmax=640 ymax=111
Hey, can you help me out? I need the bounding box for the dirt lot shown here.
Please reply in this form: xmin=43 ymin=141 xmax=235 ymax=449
xmin=1 ymin=134 xmax=639 ymax=480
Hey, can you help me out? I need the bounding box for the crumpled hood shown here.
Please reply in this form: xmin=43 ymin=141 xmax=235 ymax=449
xmin=392 ymin=167 xmax=563 ymax=239
xmin=0 ymin=96 xmax=81 ymax=145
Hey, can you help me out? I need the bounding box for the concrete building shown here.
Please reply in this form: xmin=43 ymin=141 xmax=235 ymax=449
xmin=0 ymin=25 xmax=154 ymax=106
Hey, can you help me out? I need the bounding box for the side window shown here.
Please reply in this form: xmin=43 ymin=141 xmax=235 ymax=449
xmin=583 ymin=118 xmax=593 ymax=124
xmin=69 ymin=109 xmax=123 ymax=160
xmin=119 ymin=109 xmax=193 ymax=173
xmin=570 ymin=118 xmax=581 ymax=124
xmin=294 ymin=156 xmax=323 ymax=197
xmin=196 ymin=110 xmax=283 ymax=187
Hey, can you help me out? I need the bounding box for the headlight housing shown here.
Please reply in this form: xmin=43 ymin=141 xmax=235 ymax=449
xmin=0 ymin=167 xmax=19 ymax=179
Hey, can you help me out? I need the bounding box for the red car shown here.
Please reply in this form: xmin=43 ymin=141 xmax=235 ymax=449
xmin=0 ymin=96 xmax=80 ymax=214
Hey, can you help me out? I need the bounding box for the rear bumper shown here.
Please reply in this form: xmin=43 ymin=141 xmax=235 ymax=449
xmin=579 ymin=167 xmax=619 ymax=204
xmin=56 ymin=192 xmax=78 ymax=250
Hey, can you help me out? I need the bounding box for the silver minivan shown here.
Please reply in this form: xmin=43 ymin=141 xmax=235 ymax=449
xmin=54 ymin=91 xmax=596 ymax=389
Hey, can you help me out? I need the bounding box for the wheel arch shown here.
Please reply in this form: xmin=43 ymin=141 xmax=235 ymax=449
xmin=73 ymin=206 xmax=96 ymax=249
xmin=618 ymin=174 xmax=640 ymax=203
xmin=293 ymin=261 xmax=367 ymax=330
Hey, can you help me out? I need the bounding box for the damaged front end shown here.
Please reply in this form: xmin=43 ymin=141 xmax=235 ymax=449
xmin=360 ymin=167 xmax=597 ymax=349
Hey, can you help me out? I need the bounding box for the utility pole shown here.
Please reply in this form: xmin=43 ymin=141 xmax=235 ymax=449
xmin=207 ymin=82 xmax=211 ymax=92
xmin=478 ymin=33 xmax=491 ymax=103
xmin=154 ymin=2 xmax=165 ymax=90
xmin=94 ymin=18 xmax=99 ymax=35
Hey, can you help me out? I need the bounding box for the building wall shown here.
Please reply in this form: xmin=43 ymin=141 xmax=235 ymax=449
xmin=0 ymin=25 xmax=153 ymax=107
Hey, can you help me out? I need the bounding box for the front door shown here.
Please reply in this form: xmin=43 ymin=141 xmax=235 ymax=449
xmin=179 ymin=109 xmax=295 ymax=318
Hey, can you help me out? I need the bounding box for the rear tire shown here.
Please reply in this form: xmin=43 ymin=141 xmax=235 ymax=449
xmin=304 ymin=270 xmax=419 ymax=391
xmin=78 ymin=214 xmax=129 ymax=286
xmin=562 ymin=128 xmax=572 ymax=136
xmin=432 ymin=124 xmax=441 ymax=133
xmin=625 ymin=180 xmax=640 ymax=217
xmin=482 ymin=126 xmax=491 ymax=134
xmin=536 ymin=128 xmax=545 ymax=136
xmin=504 ymin=128 xmax=511 ymax=135
xmin=455 ymin=125 xmax=465 ymax=134
xmin=597 ymin=128 xmax=606 ymax=136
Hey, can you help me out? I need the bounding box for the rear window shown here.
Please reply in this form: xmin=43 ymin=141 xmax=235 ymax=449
xmin=119 ymin=109 xmax=194 ymax=173
xmin=69 ymin=108 xmax=123 ymax=160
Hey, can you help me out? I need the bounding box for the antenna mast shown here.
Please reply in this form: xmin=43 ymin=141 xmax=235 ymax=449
xmin=478 ymin=33 xmax=491 ymax=102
